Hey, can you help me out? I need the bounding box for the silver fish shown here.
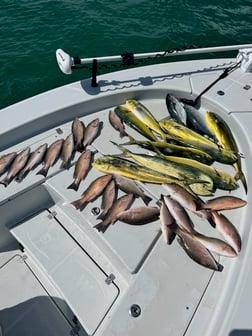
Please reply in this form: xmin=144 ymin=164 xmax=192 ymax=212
xmin=0 ymin=147 xmax=30 ymax=187
xmin=71 ymin=174 xmax=112 ymax=210
xmin=183 ymin=103 xmax=213 ymax=137
xmin=162 ymin=182 xmax=213 ymax=225
xmin=94 ymin=193 xmax=134 ymax=233
xmin=117 ymin=206 xmax=160 ymax=225
xmin=67 ymin=149 xmax=91 ymax=191
xmin=109 ymin=109 xmax=127 ymax=138
xmin=113 ymin=173 xmax=152 ymax=205
xmin=61 ymin=133 xmax=75 ymax=169
xmin=211 ymin=211 xmax=241 ymax=254
xmin=198 ymin=195 xmax=247 ymax=211
xmin=165 ymin=93 xmax=187 ymax=125
xmin=0 ymin=152 xmax=17 ymax=176
xmin=163 ymin=195 xmax=194 ymax=233
xmin=162 ymin=183 xmax=203 ymax=213
xmin=160 ymin=195 xmax=176 ymax=244
xmin=72 ymin=117 xmax=85 ymax=152
xmin=191 ymin=229 xmax=237 ymax=257
xmin=83 ymin=118 xmax=100 ymax=148
xmin=97 ymin=179 xmax=116 ymax=220
xmin=17 ymin=143 xmax=48 ymax=181
xmin=176 ymin=228 xmax=219 ymax=271
xmin=36 ymin=139 xmax=64 ymax=177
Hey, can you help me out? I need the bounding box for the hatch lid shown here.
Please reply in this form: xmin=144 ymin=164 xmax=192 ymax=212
xmin=0 ymin=255 xmax=73 ymax=336
xmin=10 ymin=211 xmax=119 ymax=335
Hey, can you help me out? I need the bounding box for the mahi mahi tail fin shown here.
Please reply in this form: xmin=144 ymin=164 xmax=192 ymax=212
xmin=110 ymin=141 xmax=133 ymax=157
xmin=234 ymin=170 xmax=248 ymax=194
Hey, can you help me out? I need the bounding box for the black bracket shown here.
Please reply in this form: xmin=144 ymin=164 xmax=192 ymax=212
xmin=91 ymin=59 xmax=98 ymax=87
xmin=73 ymin=56 xmax=81 ymax=65
xmin=121 ymin=53 xmax=135 ymax=66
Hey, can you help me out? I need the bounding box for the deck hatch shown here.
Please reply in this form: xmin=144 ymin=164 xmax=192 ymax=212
xmin=10 ymin=211 xmax=119 ymax=335
xmin=0 ymin=255 xmax=73 ymax=336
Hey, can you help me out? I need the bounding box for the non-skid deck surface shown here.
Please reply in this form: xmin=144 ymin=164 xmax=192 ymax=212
xmin=10 ymin=211 xmax=119 ymax=335
xmin=0 ymin=255 xmax=73 ymax=336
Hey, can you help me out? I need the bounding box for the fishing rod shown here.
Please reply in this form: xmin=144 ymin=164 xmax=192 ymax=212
xmin=56 ymin=44 xmax=252 ymax=75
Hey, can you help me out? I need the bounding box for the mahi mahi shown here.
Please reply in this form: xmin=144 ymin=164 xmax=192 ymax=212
xmin=159 ymin=118 xmax=238 ymax=164
xmin=92 ymin=155 xmax=196 ymax=185
xmin=123 ymin=135 xmax=214 ymax=165
xmin=126 ymin=99 xmax=167 ymax=139
xmin=114 ymin=105 xmax=157 ymax=141
xmin=205 ymin=111 xmax=247 ymax=193
xmin=111 ymin=143 xmax=214 ymax=192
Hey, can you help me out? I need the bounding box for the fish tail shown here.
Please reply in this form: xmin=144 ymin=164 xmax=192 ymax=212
xmin=0 ymin=177 xmax=11 ymax=187
xmin=120 ymin=129 xmax=128 ymax=138
xmin=122 ymin=134 xmax=137 ymax=145
xmin=110 ymin=141 xmax=131 ymax=156
xmin=206 ymin=211 xmax=216 ymax=228
xmin=71 ymin=199 xmax=85 ymax=210
xmin=94 ymin=222 xmax=108 ymax=233
xmin=195 ymin=199 xmax=205 ymax=211
xmin=75 ymin=142 xmax=85 ymax=153
xmin=142 ymin=194 xmax=152 ymax=205
xmin=16 ymin=172 xmax=26 ymax=182
xmin=36 ymin=166 xmax=48 ymax=177
xmin=234 ymin=170 xmax=248 ymax=194
xmin=60 ymin=161 xmax=71 ymax=170
xmin=67 ymin=180 xmax=79 ymax=191
xmin=96 ymin=210 xmax=108 ymax=220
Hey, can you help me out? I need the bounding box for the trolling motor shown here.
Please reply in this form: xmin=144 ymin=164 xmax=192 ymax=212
xmin=56 ymin=45 xmax=252 ymax=89
xmin=56 ymin=49 xmax=76 ymax=74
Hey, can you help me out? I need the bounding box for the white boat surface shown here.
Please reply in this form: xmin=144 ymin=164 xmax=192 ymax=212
xmin=0 ymin=45 xmax=252 ymax=336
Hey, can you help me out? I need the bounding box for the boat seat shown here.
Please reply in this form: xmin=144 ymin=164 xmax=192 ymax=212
xmin=10 ymin=210 xmax=119 ymax=335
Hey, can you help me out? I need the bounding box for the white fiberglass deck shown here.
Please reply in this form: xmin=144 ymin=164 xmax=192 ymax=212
xmin=0 ymin=57 xmax=251 ymax=336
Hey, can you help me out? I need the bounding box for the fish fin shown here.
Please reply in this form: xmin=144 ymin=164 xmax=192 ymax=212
xmin=75 ymin=143 xmax=84 ymax=153
xmin=110 ymin=141 xmax=132 ymax=156
xmin=206 ymin=211 xmax=216 ymax=228
xmin=96 ymin=211 xmax=107 ymax=220
xmin=94 ymin=222 xmax=108 ymax=233
xmin=186 ymin=178 xmax=213 ymax=187
xmin=120 ymin=129 xmax=128 ymax=138
xmin=234 ymin=170 xmax=248 ymax=194
xmin=71 ymin=199 xmax=84 ymax=210
xmin=195 ymin=199 xmax=205 ymax=211
xmin=120 ymin=134 xmax=138 ymax=146
xmin=0 ymin=178 xmax=10 ymax=187
xmin=60 ymin=161 xmax=71 ymax=170
xmin=67 ymin=181 xmax=79 ymax=191
xmin=36 ymin=166 xmax=48 ymax=177
xmin=142 ymin=194 xmax=152 ymax=205
xmin=16 ymin=171 xmax=28 ymax=182
xmin=168 ymin=231 xmax=177 ymax=245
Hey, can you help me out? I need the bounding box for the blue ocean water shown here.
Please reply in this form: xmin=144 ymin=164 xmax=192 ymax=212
xmin=1 ymin=0 xmax=251 ymax=109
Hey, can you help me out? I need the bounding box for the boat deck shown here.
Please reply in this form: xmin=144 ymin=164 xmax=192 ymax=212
xmin=0 ymin=58 xmax=251 ymax=335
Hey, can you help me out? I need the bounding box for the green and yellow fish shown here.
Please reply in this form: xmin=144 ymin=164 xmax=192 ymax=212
xmin=159 ymin=118 xmax=238 ymax=164
xmin=125 ymin=99 xmax=167 ymax=140
xmin=114 ymin=105 xmax=157 ymax=141
xmin=205 ymin=111 xmax=247 ymax=193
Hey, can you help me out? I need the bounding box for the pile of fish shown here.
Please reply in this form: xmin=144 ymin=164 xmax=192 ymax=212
xmin=0 ymin=93 xmax=248 ymax=271
xmin=87 ymin=96 xmax=247 ymax=271
xmin=0 ymin=117 xmax=101 ymax=188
